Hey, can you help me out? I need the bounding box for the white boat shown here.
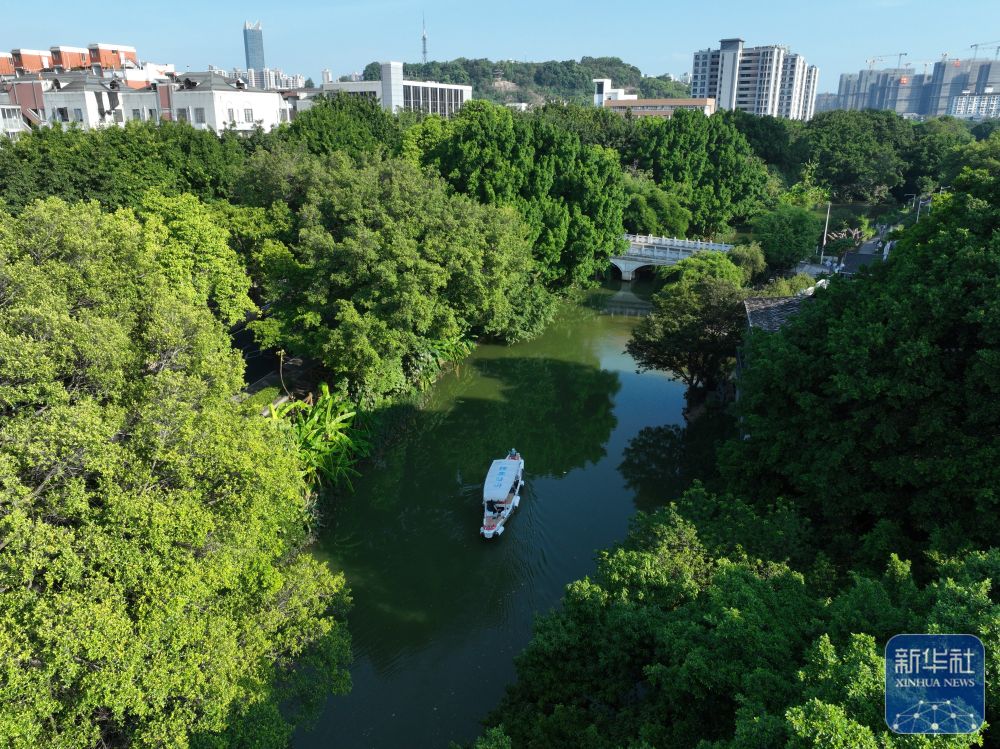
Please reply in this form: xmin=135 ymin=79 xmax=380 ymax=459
xmin=480 ymin=449 xmax=524 ymax=539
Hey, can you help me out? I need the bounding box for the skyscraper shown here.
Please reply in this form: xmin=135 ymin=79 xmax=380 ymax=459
xmin=691 ymin=38 xmax=818 ymax=120
xmin=243 ymin=21 xmax=264 ymax=73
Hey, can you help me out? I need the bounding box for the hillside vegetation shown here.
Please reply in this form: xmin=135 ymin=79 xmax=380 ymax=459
xmin=360 ymin=56 xmax=691 ymax=104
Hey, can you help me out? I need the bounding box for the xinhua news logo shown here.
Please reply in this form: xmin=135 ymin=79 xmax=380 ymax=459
xmin=885 ymin=633 xmax=985 ymax=735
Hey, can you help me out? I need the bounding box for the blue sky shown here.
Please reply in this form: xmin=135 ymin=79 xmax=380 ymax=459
xmin=4 ymin=0 xmax=1000 ymax=92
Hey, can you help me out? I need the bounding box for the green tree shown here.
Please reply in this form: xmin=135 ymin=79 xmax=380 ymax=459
xmin=725 ymin=164 xmax=1000 ymax=564
xmin=622 ymin=171 xmax=690 ymax=237
xmin=941 ymin=130 xmax=1000 ymax=186
xmin=627 ymin=110 xmax=770 ymax=237
xmin=752 ymin=204 xmax=822 ymax=270
xmin=727 ymin=242 xmax=767 ymax=284
xmin=902 ymin=116 xmax=973 ymax=196
xmin=282 ymin=92 xmax=402 ymax=157
xmin=249 ymin=152 xmax=552 ymax=405
xmin=0 ymin=121 xmax=247 ymax=212
xmin=803 ymin=110 xmax=914 ymax=202
xmin=724 ymin=109 xmax=808 ymax=181
xmin=627 ymin=273 xmax=745 ymax=392
xmin=138 ymin=191 xmax=256 ymax=325
xmin=0 ymin=199 xmax=350 ymax=748
xmin=425 ymin=101 xmax=627 ymax=286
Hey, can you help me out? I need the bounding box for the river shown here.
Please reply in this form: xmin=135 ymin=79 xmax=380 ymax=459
xmin=295 ymin=282 xmax=686 ymax=749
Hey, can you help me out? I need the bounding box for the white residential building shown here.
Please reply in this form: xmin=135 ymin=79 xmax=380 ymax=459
xmin=950 ymin=90 xmax=1000 ymax=119
xmin=0 ymin=93 xmax=27 ymax=139
xmin=4 ymin=71 xmax=290 ymax=134
xmin=163 ymin=74 xmax=291 ymax=131
xmin=321 ymin=61 xmax=471 ymax=116
xmin=692 ymin=38 xmax=818 ymax=120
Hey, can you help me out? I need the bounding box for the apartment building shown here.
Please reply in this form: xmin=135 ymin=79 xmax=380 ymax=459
xmin=321 ymin=61 xmax=471 ymax=116
xmin=831 ymin=59 xmax=1000 ymax=116
xmin=2 ymin=71 xmax=291 ymax=134
xmin=692 ymin=38 xmax=818 ymax=120
xmin=50 ymin=46 xmax=90 ymax=70
xmin=88 ymin=44 xmax=138 ymax=70
xmin=950 ymin=91 xmax=1000 ymax=119
xmin=12 ymin=49 xmax=53 ymax=74
xmin=0 ymin=92 xmax=27 ymax=139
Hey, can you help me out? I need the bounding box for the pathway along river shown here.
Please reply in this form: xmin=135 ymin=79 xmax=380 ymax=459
xmin=296 ymin=282 xmax=686 ymax=749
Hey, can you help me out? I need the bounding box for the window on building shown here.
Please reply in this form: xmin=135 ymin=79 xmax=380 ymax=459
xmin=244 ymin=108 xmax=253 ymax=122
xmin=73 ymin=108 xmax=83 ymax=122
xmin=132 ymin=109 xmax=142 ymax=121
xmin=194 ymin=107 xmax=205 ymax=124
xmin=56 ymin=107 xmax=69 ymax=122
xmin=113 ymin=110 xmax=124 ymax=123
xmin=228 ymin=108 xmax=235 ymax=122
xmin=176 ymin=108 xmax=188 ymax=122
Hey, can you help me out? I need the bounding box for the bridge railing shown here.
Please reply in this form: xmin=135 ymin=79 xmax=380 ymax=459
xmin=623 ymin=233 xmax=733 ymax=254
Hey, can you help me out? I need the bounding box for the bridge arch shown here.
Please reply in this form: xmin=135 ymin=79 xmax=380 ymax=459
xmin=610 ymin=234 xmax=735 ymax=281
xmin=609 ymin=257 xmax=654 ymax=281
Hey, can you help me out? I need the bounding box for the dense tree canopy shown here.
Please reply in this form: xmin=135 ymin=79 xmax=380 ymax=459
xmin=422 ymin=101 xmax=628 ymax=286
xmin=484 ymin=500 xmax=996 ymax=749
xmin=725 ymin=165 xmax=1000 ymax=566
xmin=362 ymin=56 xmax=688 ymax=105
xmin=281 ymin=93 xmax=403 ymax=158
xmin=752 ymin=204 xmax=823 ymax=270
xmin=622 ymin=171 xmax=690 ymax=237
xmin=248 ymin=149 xmax=553 ymax=405
xmin=0 ymin=200 xmax=350 ymax=748
xmin=800 ymin=110 xmax=915 ymax=202
xmin=0 ymin=121 xmax=247 ymax=211
xmin=625 ymin=110 xmax=771 ymax=236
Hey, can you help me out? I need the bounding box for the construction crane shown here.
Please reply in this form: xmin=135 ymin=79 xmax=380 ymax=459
xmin=866 ymin=52 xmax=908 ymax=70
xmin=970 ymin=39 xmax=1000 ymax=60
xmin=907 ymin=60 xmax=935 ymax=76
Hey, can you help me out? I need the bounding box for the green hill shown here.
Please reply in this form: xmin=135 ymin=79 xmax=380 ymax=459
xmin=359 ymin=56 xmax=690 ymax=105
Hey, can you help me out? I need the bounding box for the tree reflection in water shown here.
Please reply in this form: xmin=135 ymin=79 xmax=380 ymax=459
xmin=618 ymin=405 xmax=735 ymax=513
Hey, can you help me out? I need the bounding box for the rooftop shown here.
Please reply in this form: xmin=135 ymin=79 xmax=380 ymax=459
xmin=604 ymin=98 xmax=714 ymax=106
xmin=744 ymin=296 xmax=805 ymax=332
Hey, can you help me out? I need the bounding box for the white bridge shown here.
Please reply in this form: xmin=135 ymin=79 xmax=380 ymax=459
xmin=610 ymin=234 xmax=734 ymax=281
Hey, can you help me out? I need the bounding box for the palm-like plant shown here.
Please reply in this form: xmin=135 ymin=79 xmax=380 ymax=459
xmin=270 ymin=383 xmax=370 ymax=491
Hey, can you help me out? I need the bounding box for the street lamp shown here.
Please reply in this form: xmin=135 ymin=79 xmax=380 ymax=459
xmin=819 ymin=200 xmax=831 ymax=265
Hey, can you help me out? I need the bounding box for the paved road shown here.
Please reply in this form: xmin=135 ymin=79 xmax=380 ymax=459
xmin=840 ymin=238 xmax=884 ymax=275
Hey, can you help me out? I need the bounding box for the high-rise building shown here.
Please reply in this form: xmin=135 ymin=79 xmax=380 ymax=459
xmin=243 ymin=21 xmax=265 ymax=72
xmin=691 ymin=38 xmax=818 ymax=120
xmin=830 ymin=59 xmax=1000 ymax=117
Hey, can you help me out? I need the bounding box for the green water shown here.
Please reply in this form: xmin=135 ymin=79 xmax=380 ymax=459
xmin=296 ymin=284 xmax=685 ymax=748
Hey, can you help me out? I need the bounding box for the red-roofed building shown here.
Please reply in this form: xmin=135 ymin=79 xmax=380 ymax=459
xmin=12 ymin=49 xmax=52 ymax=73
xmin=51 ymin=46 xmax=91 ymax=70
xmin=88 ymin=44 xmax=138 ymax=70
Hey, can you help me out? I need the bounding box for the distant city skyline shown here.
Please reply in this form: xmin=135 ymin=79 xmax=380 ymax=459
xmin=3 ymin=0 xmax=999 ymax=92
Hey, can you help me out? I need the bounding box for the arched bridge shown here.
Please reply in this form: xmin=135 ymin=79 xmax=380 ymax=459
xmin=610 ymin=234 xmax=734 ymax=280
